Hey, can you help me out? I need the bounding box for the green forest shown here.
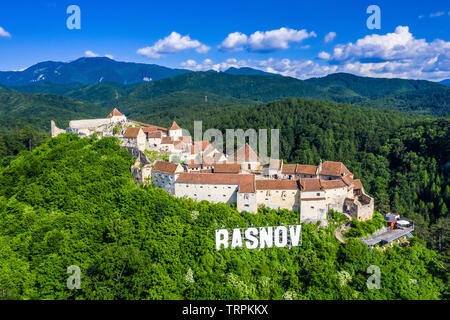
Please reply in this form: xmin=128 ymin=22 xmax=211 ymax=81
xmin=0 ymin=70 xmax=449 ymax=300
xmin=180 ymin=98 xmax=449 ymax=257
xmin=0 ymin=134 xmax=447 ymax=299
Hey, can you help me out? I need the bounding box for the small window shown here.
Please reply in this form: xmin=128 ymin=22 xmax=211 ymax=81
xmin=248 ymin=164 xmax=251 ymax=170
xmin=245 ymin=204 xmax=249 ymax=207
xmin=316 ymin=193 xmax=320 ymax=196
xmin=311 ymin=206 xmax=314 ymax=209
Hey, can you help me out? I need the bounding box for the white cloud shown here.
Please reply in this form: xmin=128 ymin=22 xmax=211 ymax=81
xmin=180 ymin=57 xmax=335 ymax=79
xmin=196 ymin=44 xmax=210 ymax=54
xmin=137 ymin=32 xmax=210 ymax=59
xmin=318 ymin=51 xmax=331 ymax=60
xmin=183 ymin=25 xmax=450 ymax=81
xmin=324 ymin=26 xmax=450 ymax=62
xmin=218 ymin=32 xmax=248 ymax=52
xmin=430 ymin=11 xmax=444 ymax=17
xmin=218 ymin=27 xmax=316 ymax=52
xmin=324 ymin=32 xmax=336 ymax=43
xmin=85 ymin=51 xmax=114 ymax=59
xmin=0 ymin=26 xmax=11 ymax=38
xmin=316 ymin=26 xmax=450 ymax=81
xmin=248 ymin=28 xmax=316 ymax=52
xmin=84 ymin=50 xmax=99 ymax=57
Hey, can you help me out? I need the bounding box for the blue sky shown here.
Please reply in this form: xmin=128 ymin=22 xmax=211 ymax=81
xmin=0 ymin=0 xmax=450 ymax=80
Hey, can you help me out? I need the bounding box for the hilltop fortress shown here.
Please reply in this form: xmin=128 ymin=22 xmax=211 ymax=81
xmin=52 ymin=109 xmax=374 ymax=224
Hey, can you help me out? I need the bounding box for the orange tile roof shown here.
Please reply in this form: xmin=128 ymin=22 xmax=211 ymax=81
xmin=212 ymin=163 xmax=241 ymax=174
xmin=342 ymin=175 xmax=353 ymax=186
xmin=153 ymin=161 xmax=181 ymax=174
xmin=174 ymin=140 xmax=187 ymax=150
xmin=161 ymin=136 xmax=173 ymax=144
xmin=190 ymin=141 xmax=211 ymax=154
xmin=296 ymin=164 xmax=318 ymax=175
xmin=175 ymin=173 xmax=255 ymax=193
xmin=320 ymin=179 xmax=347 ymax=189
xmin=256 ymin=180 xmax=299 ymax=190
xmin=230 ymin=143 xmax=259 ymax=162
xmin=169 ymin=121 xmax=181 ymax=130
xmin=320 ymin=161 xmax=352 ymax=177
xmin=132 ymin=121 xmax=168 ymax=132
xmin=299 ymin=178 xmax=322 ymax=191
xmin=281 ymin=164 xmax=297 ymax=174
xmin=107 ymin=108 xmax=124 ymax=118
xmin=124 ymin=127 xmax=142 ymax=138
xmin=301 ymin=197 xmax=326 ymax=201
xmin=147 ymin=131 xmax=162 ymax=138
xmin=352 ymin=179 xmax=363 ymax=190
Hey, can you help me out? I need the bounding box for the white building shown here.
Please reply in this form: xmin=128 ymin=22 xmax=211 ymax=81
xmin=123 ymin=127 xmax=146 ymax=151
xmin=168 ymin=121 xmax=183 ymax=141
xmin=152 ymin=161 xmax=184 ymax=194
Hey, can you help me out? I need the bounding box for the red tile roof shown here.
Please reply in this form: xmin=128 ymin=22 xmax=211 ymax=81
xmin=147 ymin=131 xmax=162 ymax=138
xmin=107 ymin=108 xmax=124 ymax=118
xmin=169 ymin=121 xmax=181 ymax=130
xmin=190 ymin=141 xmax=211 ymax=154
xmin=296 ymin=164 xmax=318 ymax=175
xmin=299 ymin=178 xmax=322 ymax=191
xmin=320 ymin=179 xmax=347 ymax=189
xmin=301 ymin=197 xmax=326 ymax=201
xmin=281 ymin=164 xmax=297 ymax=174
xmin=212 ymin=163 xmax=241 ymax=174
xmin=320 ymin=161 xmax=352 ymax=177
xmin=153 ymin=161 xmax=181 ymax=174
xmin=230 ymin=143 xmax=259 ymax=162
xmin=124 ymin=127 xmax=142 ymax=138
xmin=161 ymin=136 xmax=173 ymax=144
xmin=256 ymin=180 xmax=299 ymax=190
xmin=132 ymin=121 xmax=168 ymax=132
xmin=174 ymin=140 xmax=187 ymax=150
xmin=352 ymin=179 xmax=363 ymax=190
xmin=176 ymin=173 xmax=255 ymax=193
xmin=342 ymin=175 xmax=353 ymax=186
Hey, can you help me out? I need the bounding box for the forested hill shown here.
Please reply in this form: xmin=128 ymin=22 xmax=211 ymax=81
xmin=166 ymin=98 xmax=449 ymax=256
xmin=0 ymin=87 xmax=108 ymax=130
xmin=0 ymin=134 xmax=447 ymax=299
xmin=305 ymin=72 xmax=445 ymax=98
xmin=5 ymin=71 xmax=450 ymax=120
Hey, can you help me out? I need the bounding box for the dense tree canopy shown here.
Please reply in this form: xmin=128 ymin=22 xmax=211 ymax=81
xmin=0 ymin=135 xmax=447 ymax=300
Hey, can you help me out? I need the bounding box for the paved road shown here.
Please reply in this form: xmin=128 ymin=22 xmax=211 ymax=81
xmin=335 ymin=222 xmax=350 ymax=243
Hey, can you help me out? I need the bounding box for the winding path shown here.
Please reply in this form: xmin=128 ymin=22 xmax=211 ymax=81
xmin=334 ymin=222 xmax=351 ymax=243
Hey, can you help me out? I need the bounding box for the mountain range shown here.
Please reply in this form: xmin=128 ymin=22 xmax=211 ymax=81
xmin=0 ymin=57 xmax=279 ymax=87
xmin=0 ymin=57 xmax=449 ymax=131
xmin=0 ymin=57 xmax=191 ymax=86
